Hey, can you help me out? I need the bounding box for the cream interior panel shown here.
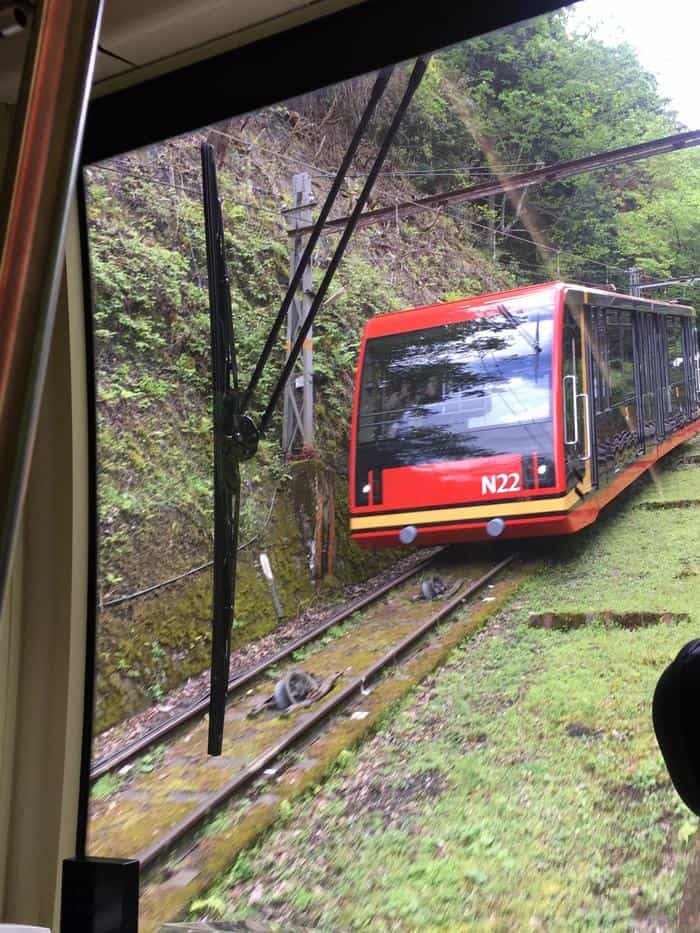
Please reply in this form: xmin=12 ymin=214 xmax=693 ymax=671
xmin=0 ymin=201 xmax=89 ymax=927
xmin=0 ymin=530 xmax=22 ymax=916
xmin=0 ymin=0 xmax=364 ymax=103
xmin=101 ymin=0 xmax=321 ymax=62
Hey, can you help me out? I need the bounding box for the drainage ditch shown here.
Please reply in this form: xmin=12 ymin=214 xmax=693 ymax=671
xmin=529 ymin=610 xmax=690 ymax=631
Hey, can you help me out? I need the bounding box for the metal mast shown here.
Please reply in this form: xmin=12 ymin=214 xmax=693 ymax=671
xmin=282 ymin=172 xmax=315 ymax=453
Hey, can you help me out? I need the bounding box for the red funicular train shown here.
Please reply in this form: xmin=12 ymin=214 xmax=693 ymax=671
xmin=349 ymin=282 xmax=700 ymax=548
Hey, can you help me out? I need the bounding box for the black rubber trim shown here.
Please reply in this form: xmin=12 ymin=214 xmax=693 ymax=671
xmin=82 ymin=0 xmax=572 ymax=165
xmin=74 ymin=171 xmax=99 ymax=860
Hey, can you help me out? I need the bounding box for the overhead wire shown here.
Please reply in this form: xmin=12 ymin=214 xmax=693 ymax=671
xmin=88 ymin=161 xmax=284 ymax=219
xmin=459 ymin=214 xmax=629 ymax=277
xmin=88 ymin=154 xmax=663 ymax=300
xmin=89 ymin=139 xmax=663 ymax=286
xmin=208 ymin=125 xmax=551 ymax=180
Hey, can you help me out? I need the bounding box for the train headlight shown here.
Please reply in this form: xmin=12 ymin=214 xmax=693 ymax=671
xmin=399 ymin=525 xmax=418 ymax=544
xmin=486 ymin=517 xmax=506 ymax=537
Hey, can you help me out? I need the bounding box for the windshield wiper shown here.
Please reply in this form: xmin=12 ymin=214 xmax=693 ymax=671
xmin=496 ymin=303 xmax=542 ymax=353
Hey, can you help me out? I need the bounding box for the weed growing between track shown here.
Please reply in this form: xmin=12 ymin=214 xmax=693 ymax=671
xmin=190 ymin=443 xmax=699 ymax=930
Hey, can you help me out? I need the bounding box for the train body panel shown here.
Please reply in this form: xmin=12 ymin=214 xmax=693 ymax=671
xmin=349 ymin=282 xmax=699 ymax=548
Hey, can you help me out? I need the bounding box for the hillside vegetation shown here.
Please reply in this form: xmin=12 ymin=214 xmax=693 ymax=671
xmin=85 ymin=10 xmax=700 ymax=727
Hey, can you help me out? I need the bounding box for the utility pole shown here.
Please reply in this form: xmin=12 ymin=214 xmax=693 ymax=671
xmin=283 ymin=173 xmax=315 ymax=453
xmin=487 ymin=194 xmax=497 ymax=263
xmin=629 ymin=266 xmax=641 ymax=297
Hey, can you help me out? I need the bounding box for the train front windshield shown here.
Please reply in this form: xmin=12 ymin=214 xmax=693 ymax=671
xmin=356 ymin=299 xmax=555 ymax=473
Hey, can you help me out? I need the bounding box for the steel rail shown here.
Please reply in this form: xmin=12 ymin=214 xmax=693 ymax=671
xmin=289 ymin=129 xmax=700 ymax=237
xmin=137 ymin=553 xmax=515 ymax=871
xmin=91 ymin=550 xmax=441 ymax=781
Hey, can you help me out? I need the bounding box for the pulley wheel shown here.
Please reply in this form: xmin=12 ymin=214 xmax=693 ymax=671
xmin=274 ymin=679 xmax=291 ymax=710
xmin=274 ymin=668 xmax=316 ymax=709
xmin=421 ymin=576 xmax=446 ymax=600
xmin=284 ymin=668 xmax=316 ymax=704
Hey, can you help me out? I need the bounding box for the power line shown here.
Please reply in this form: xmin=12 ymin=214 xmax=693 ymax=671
xmin=290 ymin=129 xmax=700 ymax=237
xmin=88 ymin=161 xmax=283 ymax=219
xmin=208 ymin=125 xmax=331 ymax=179
xmin=89 ymin=162 xmax=202 ymax=197
xmin=101 ymin=481 xmax=282 ymax=608
xmin=88 ymin=132 xmax=693 ymax=301
xmin=461 ymin=215 xmax=628 ymax=276
xmin=209 ymin=125 xmax=547 ymax=180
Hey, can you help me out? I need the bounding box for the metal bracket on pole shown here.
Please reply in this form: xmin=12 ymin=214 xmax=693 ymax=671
xmin=629 ymin=266 xmax=641 ymax=297
xmin=283 ymin=173 xmax=315 ymax=453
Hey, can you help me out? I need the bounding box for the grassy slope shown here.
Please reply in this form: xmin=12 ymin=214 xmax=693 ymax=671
xmin=86 ymin=73 xmax=514 ymax=730
xmin=88 ymin=75 xmax=512 ymax=597
xmin=190 ymin=441 xmax=700 ymax=930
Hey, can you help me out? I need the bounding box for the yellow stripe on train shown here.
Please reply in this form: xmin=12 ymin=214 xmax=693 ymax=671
xmin=349 ymin=489 xmax=582 ymax=531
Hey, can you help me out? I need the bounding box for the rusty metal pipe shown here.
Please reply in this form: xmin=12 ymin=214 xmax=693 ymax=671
xmin=0 ymin=0 xmax=104 ymax=604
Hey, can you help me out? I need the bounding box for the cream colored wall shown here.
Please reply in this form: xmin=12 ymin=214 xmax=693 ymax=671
xmin=0 ymin=173 xmax=89 ymax=925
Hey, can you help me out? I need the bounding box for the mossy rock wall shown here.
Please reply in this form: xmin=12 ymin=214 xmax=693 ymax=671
xmin=95 ymin=463 xmax=398 ymax=733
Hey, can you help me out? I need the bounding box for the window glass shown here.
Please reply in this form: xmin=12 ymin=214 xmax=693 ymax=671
xmin=590 ymin=310 xmax=607 ymax=413
xmin=666 ymin=316 xmax=685 ymax=386
xmin=620 ymin=311 xmax=636 ymax=400
xmin=357 ymin=297 xmax=554 ymax=470
xmin=606 ymin=309 xmax=635 ymax=404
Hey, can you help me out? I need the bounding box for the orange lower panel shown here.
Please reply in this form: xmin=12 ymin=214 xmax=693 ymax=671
xmin=352 ymin=505 xmax=598 ymax=549
xmin=351 ymin=417 xmax=700 ymax=550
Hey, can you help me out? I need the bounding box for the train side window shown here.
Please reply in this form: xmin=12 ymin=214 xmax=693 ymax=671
xmin=562 ymin=306 xmax=578 ymax=445
xmin=606 ymin=310 xmax=625 ymax=404
xmin=590 ymin=308 xmax=605 ymax=415
xmin=594 ymin=309 xmax=612 ymax=410
xmin=666 ymin=316 xmax=685 ymax=386
xmin=603 ymin=309 xmax=634 ymax=405
xmin=620 ymin=311 xmax=635 ymax=401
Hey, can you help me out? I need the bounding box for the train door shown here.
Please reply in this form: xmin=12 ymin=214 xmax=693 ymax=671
xmin=630 ymin=311 xmax=648 ymax=452
xmin=640 ymin=313 xmax=667 ymax=442
xmin=562 ymin=299 xmax=595 ymax=492
xmin=637 ymin=313 xmax=660 ymax=447
xmin=688 ymin=317 xmax=700 ymax=415
xmin=663 ymin=315 xmax=688 ymax=431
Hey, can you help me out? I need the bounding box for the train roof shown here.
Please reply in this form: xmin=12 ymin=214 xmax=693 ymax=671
xmin=362 ymin=281 xmax=695 ymax=338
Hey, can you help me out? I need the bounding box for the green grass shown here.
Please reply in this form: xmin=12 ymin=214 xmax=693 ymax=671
xmin=91 ymin=772 xmax=125 ymax=800
xmin=190 ymin=445 xmax=700 ymax=930
xmin=637 ymin=464 xmax=700 ymax=502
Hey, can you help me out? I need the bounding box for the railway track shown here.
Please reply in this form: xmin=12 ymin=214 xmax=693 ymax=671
xmin=91 ymin=549 xmax=441 ymax=781
xmin=87 ymin=549 xmax=519 ymax=930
